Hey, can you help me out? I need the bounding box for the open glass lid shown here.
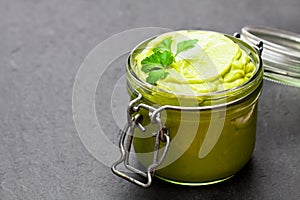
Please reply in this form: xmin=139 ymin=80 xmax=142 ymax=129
xmin=241 ymin=26 xmax=300 ymax=87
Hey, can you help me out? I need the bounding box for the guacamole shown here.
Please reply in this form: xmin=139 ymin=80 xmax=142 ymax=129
xmin=133 ymin=30 xmax=256 ymax=93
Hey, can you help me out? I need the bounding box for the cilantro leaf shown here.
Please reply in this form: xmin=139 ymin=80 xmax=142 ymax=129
xmin=159 ymin=51 xmax=174 ymax=66
xmin=141 ymin=64 xmax=162 ymax=73
xmin=176 ymin=39 xmax=198 ymax=55
xmin=146 ymin=70 xmax=169 ymax=84
xmin=141 ymin=51 xmax=174 ymax=73
xmin=153 ymin=37 xmax=173 ymax=52
xmin=141 ymin=50 xmax=174 ymax=84
xmin=141 ymin=53 xmax=163 ymax=72
xmin=140 ymin=38 xmax=198 ymax=84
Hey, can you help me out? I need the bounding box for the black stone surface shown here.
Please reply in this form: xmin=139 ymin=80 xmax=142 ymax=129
xmin=0 ymin=0 xmax=300 ymax=199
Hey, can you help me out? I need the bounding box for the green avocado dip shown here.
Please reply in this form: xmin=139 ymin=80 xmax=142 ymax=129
xmin=126 ymin=30 xmax=263 ymax=185
xmin=134 ymin=30 xmax=256 ymax=93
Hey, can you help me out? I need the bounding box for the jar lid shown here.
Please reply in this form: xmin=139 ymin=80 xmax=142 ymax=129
xmin=241 ymin=26 xmax=300 ymax=87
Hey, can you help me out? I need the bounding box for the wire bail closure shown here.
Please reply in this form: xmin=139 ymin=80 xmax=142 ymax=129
xmin=111 ymin=93 xmax=170 ymax=188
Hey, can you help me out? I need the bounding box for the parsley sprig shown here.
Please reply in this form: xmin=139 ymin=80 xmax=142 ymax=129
xmin=141 ymin=37 xmax=198 ymax=84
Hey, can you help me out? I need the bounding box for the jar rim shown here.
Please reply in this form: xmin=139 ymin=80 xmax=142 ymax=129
xmin=127 ymin=31 xmax=263 ymax=103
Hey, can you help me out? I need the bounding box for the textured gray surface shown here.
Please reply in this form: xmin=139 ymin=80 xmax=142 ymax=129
xmin=0 ymin=0 xmax=300 ymax=199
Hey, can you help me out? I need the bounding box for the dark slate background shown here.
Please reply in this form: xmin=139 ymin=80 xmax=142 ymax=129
xmin=0 ymin=0 xmax=300 ymax=199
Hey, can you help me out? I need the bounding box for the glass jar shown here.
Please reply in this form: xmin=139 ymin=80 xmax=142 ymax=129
xmin=112 ymin=33 xmax=263 ymax=187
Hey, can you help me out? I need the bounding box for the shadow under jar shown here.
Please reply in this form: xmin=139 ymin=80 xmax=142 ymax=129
xmin=112 ymin=33 xmax=263 ymax=187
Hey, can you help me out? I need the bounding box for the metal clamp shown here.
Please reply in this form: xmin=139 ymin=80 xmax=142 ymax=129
xmin=111 ymin=94 xmax=170 ymax=188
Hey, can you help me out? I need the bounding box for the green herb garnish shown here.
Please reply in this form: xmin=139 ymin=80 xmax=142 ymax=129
xmin=153 ymin=37 xmax=172 ymax=52
xmin=141 ymin=50 xmax=174 ymax=84
xmin=141 ymin=37 xmax=198 ymax=84
xmin=176 ymin=39 xmax=198 ymax=55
